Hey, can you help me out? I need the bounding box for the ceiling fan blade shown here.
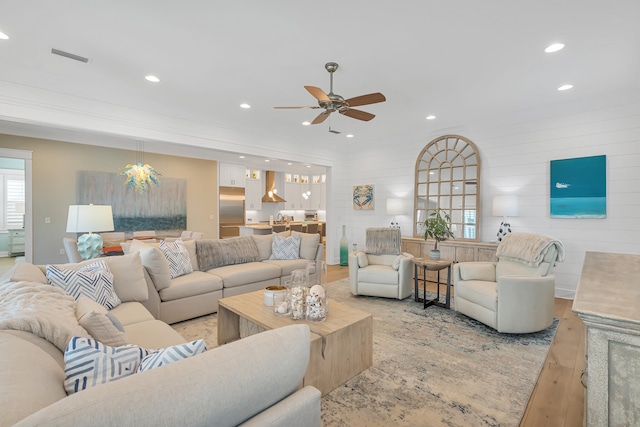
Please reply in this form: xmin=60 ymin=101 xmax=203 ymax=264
xmin=311 ymin=111 xmax=331 ymax=124
xmin=273 ymin=106 xmax=320 ymax=109
xmin=304 ymin=86 xmax=331 ymax=102
xmin=345 ymin=92 xmax=386 ymax=107
xmin=341 ymin=108 xmax=375 ymax=122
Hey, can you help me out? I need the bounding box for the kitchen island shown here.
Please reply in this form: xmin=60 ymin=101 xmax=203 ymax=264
xmin=239 ymin=224 xmax=273 ymax=236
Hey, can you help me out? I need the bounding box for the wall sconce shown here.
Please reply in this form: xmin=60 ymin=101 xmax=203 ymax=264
xmin=492 ymin=195 xmax=519 ymax=242
xmin=66 ymin=205 xmax=115 ymax=259
xmin=386 ymin=198 xmax=405 ymax=228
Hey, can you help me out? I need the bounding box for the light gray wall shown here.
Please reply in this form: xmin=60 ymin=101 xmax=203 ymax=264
xmin=329 ymin=97 xmax=640 ymax=298
xmin=0 ymin=135 xmax=218 ymax=264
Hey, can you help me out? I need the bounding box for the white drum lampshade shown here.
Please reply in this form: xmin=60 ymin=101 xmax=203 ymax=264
xmin=386 ymin=198 xmax=405 ymax=228
xmin=66 ymin=205 xmax=115 ymax=259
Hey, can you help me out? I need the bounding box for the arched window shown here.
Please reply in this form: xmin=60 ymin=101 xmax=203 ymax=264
xmin=414 ymin=135 xmax=481 ymax=240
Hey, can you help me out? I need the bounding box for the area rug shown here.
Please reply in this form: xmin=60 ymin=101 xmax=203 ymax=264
xmin=173 ymin=279 xmax=558 ymax=427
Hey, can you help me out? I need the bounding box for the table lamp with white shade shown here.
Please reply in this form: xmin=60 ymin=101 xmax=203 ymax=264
xmin=386 ymin=198 xmax=405 ymax=228
xmin=492 ymin=195 xmax=519 ymax=242
xmin=66 ymin=205 xmax=114 ymax=259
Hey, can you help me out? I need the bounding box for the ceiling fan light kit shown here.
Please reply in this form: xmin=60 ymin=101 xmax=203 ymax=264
xmin=275 ymin=62 xmax=386 ymax=124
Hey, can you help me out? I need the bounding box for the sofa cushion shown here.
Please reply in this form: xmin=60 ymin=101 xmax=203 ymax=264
xmin=159 ymin=239 xmax=193 ymax=279
xmin=270 ymin=233 xmax=301 ymax=260
xmin=459 ymin=262 xmax=497 ymax=282
xmin=358 ymin=264 xmax=399 ymax=285
xmin=207 ymin=262 xmax=281 ymax=288
xmin=129 ymin=239 xmax=172 ymax=291
xmin=262 ymin=259 xmax=310 ymax=277
xmin=137 ymin=339 xmax=206 ymax=372
xmin=455 ymin=280 xmax=497 ymax=311
xmin=108 ymin=301 xmax=156 ymax=326
xmin=0 ymin=261 xmax=46 ymax=284
xmin=75 ymin=296 xmax=127 ymax=347
xmin=291 ymin=231 xmax=320 ymax=260
xmin=252 ymin=234 xmax=273 ymax=260
xmin=158 ymin=271 xmax=223 ymax=302
xmin=46 ymin=260 xmax=121 ymax=310
xmin=123 ymin=319 xmax=189 ymax=349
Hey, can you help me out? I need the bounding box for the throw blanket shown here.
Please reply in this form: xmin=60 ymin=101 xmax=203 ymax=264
xmin=365 ymin=228 xmax=401 ymax=255
xmin=496 ymin=232 xmax=565 ymax=267
xmin=0 ymin=281 xmax=89 ymax=351
xmin=196 ymin=237 xmax=259 ymax=271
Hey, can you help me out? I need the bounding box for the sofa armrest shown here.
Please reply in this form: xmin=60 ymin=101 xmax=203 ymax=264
xmin=496 ymin=275 xmax=555 ymax=333
xmin=15 ymin=325 xmax=316 ymax=427
xmin=239 ymin=386 xmax=321 ymax=427
xmin=348 ymin=252 xmax=360 ymax=295
xmin=314 ymin=243 xmax=325 ymax=261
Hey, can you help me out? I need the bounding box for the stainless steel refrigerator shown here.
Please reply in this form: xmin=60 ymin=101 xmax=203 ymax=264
xmin=219 ymin=186 xmax=245 ymax=238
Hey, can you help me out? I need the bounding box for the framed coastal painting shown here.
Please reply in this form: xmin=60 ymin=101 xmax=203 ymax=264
xmin=353 ymin=184 xmax=375 ymax=210
xmin=550 ymin=155 xmax=606 ymax=218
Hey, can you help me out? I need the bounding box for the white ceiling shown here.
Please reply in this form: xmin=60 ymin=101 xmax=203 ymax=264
xmin=1 ymin=1 xmax=639 ymax=173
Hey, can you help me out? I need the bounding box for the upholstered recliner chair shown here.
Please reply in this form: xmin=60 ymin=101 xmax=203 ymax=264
xmin=453 ymin=232 xmax=564 ymax=333
xmin=349 ymin=228 xmax=414 ymax=300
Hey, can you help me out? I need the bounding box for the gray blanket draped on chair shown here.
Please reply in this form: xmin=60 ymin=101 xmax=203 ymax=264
xmin=496 ymin=232 xmax=565 ymax=267
xmin=365 ymin=228 xmax=401 ymax=255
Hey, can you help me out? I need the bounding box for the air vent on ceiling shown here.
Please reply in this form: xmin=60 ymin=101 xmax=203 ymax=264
xmin=51 ymin=48 xmax=89 ymax=63
xmin=328 ymin=127 xmax=341 ymax=134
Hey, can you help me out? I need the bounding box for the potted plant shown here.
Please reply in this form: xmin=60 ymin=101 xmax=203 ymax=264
xmin=423 ymin=208 xmax=454 ymax=260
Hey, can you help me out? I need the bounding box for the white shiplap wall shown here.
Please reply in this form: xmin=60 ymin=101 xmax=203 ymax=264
xmin=327 ymin=97 xmax=640 ymax=298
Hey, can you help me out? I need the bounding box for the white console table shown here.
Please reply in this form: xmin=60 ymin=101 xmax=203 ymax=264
xmin=572 ymin=251 xmax=640 ymax=426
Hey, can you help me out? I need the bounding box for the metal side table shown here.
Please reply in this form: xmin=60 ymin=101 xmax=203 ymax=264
xmin=412 ymin=258 xmax=452 ymax=309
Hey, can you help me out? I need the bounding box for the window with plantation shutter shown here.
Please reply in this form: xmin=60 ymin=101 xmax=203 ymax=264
xmin=1 ymin=169 xmax=26 ymax=230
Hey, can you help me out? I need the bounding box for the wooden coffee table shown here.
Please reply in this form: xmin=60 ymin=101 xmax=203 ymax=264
xmin=217 ymin=290 xmax=373 ymax=395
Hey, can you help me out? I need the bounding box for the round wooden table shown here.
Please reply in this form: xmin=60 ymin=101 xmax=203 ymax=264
xmin=411 ymin=258 xmax=453 ymax=309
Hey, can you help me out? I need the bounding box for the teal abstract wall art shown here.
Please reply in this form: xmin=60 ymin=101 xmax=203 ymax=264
xmin=550 ymin=155 xmax=606 ymax=218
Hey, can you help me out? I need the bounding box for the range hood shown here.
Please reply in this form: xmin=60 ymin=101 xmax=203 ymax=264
xmin=262 ymin=170 xmax=286 ymax=203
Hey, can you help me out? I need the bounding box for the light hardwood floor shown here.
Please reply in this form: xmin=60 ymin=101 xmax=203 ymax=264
xmin=326 ymin=264 xmax=584 ymax=427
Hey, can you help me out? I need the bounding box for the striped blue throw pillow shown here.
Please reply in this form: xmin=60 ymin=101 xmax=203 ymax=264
xmin=47 ymin=260 xmax=121 ymax=309
xmin=64 ymin=337 xmax=207 ymax=395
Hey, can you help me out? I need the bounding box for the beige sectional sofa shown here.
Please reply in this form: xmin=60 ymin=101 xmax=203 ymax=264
xmin=0 ymin=257 xmax=321 ymax=427
xmin=124 ymin=232 xmax=323 ymax=324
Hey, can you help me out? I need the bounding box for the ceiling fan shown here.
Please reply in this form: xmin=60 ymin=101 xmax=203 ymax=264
xmin=274 ymin=62 xmax=386 ymax=125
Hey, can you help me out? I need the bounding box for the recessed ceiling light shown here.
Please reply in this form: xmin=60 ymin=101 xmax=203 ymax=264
xmin=265 ymin=159 xmax=270 ymax=162
xmin=558 ymin=84 xmax=573 ymax=91
xmin=287 ymin=162 xmax=293 ymax=165
xmin=545 ymin=43 xmax=565 ymax=53
xmin=306 ymin=165 xmax=311 ymax=168
xmin=302 ymin=121 xmax=311 ymax=126
xmin=0 ymin=31 xmax=9 ymax=40
xmin=426 ymin=115 xmax=436 ymax=120
xmin=240 ymin=103 xmax=251 ymax=109
xmin=145 ymin=75 xmax=160 ymax=83
xmin=346 ymin=134 xmax=354 ymax=138
xmin=239 ymin=155 xmax=246 ymax=159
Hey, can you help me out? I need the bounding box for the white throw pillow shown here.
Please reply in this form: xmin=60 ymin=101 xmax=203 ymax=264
xmin=159 ymin=238 xmax=193 ymax=279
xmin=357 ymin=251 xmax=369 ymax=268
xmin=269 ymin=232 xmax=301 ymax=260
xmin=47 ymin=260 xmax=121 ymax=309
xmin=290 ymin=231 xmax=320 ymax=260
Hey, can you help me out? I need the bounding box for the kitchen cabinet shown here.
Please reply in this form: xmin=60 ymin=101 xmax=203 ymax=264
xmin=219 ymin=163 xmax=246 ymax=187
xmin=9 ymin=228 xmax=25 ymax=256
xmin=284 ymin=182 xmax=302 ymax=209
xmin=245 ymin=179 xmax=262 ymax=210
xmin=310 ymin=183 xmax=326 ymax=210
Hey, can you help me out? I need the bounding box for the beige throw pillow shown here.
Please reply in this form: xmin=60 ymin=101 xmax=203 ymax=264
xmin=129 ymin=239 xmax=172 ymax=291
xmin=75 ymin=296 xmax=127 ymax=346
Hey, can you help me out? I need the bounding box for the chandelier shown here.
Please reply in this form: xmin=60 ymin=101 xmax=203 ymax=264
xmin=120 ymin=141 xmax=161 ymax=192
